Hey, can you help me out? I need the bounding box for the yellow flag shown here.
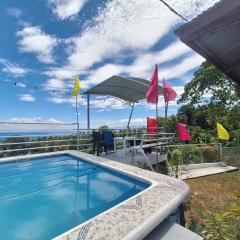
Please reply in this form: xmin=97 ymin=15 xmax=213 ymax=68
xmin=217 ymin=123 xmax=229 ymax=140
xmin=72 ymin=75 xmax=80 ymax=96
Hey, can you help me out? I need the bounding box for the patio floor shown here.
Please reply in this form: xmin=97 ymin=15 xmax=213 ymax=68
xmin=97 ymin=151 xmax=238 ymax=179
xmin=179 ymin=165 xmax=238 ymax=180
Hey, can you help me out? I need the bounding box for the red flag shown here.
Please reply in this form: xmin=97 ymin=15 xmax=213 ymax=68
xmin=147 ymin=117 xmax=157 ymax=133
xmin=146 ymin=64 xmax=159 ymax=104
xmin=163 ymin=78 xmax=177 ymax=102
xmin=177 ymin=123 xmax=191 ymax=141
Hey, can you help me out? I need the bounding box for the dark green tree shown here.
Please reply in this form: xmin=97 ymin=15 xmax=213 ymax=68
xmin=178 ymin=61 xmax=240 ymax=106
xmin=177 ymin=61 xmax=240 ymax=131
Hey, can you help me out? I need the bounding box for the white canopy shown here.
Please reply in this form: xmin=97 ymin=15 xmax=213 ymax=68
xmin=84 ymin=75 xmax=163 ymax=104
xmin=83 ymin=75 xmax=164 ymax=129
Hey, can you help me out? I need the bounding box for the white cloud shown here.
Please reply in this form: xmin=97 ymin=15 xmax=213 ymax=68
xmin=2 ymin=65 xmax=28 ymax=77
xmin=160 ymin=54 xmax=205 ymax=80
xmin=15 ymin=82 xmax=27 ymax=88
xmin=48 ymin=0 xmax=88 ymax=20
xmin=83 ymin=63 xmax=123 ymax=88
xmin=1 ymin=118 xmax=69 ymax=131
xmin=43 ymin=0 xmax=215 ymax=106
xmin=45 ymin=67 xmax=78 ymax=80
xmin=81 ymin=51 xmax=204 ymax=90
xmin=0 ymin=58 xmax=28 ymax=77
xmin=47 ymin=94 xmax=129 ymax=111
xmin=6 ymin=7 xmax=22 ymax=18
xmin=16 ymin=26 xmax=58 ymax=63
xmin=126 ymin=40 xmax=192 ymax=76
xmin=7 ymin=117 xmax=64 ymax=124
xmin=65 ymin=0 xmax=218 ymax=70
xmin=43 ymin=78 xmax=66 ymax=91
xmin=19 ymin=94 xmax=36 ymax=102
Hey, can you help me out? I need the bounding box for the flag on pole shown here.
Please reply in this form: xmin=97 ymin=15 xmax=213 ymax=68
xmin=177 ymin=123 xmax=191 ymax=141
xmin=217 ymin=123 xmax=229 ymax=140
xmin=72 ymin=75 xmax=80 ymax=96
xmin=163 ymin=78 xmax=177 ymax=102
xmin=146 ymin=64 xmax=159 ymax=103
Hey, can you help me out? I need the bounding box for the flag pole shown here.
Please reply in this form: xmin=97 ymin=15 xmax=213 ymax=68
xmin=75 ymin=95 xmax=80 ymax=151
xmin=164 ymin=101 xmax=169 ymax=131
xmin=156 ymin=99 xmax=159 ymax=172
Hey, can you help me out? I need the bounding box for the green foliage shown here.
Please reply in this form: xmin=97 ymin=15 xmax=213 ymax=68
xmin=167 ymin=149 xmax=183 ymax=178
xmin=157 ymin=115 xmax=178 ymax=133
xmin=99 ymin=125 xmax=108 ymax=130
xmin=202 ymin=212 xmax=235 ymax=240
xmin=201 ymin=199 xmax=240 ymax=240
xmin=178 ymin=145 xmax=202 ymax=164
xmin=178 ymin=61 xmax=240 ymax=105
xmin=155 ymin=161 xmax=168 ymax=175
xmin=176 ymin=61 xmax=240 ymax=143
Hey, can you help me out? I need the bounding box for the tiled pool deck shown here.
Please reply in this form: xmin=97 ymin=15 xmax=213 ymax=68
xmin=0 ymin=151 xmax=189 ymax=240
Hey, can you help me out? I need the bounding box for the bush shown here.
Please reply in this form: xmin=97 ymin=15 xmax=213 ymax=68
xmin=201 ymin=199 xmax=240 ymax=240
xmin=178 ymin=145 xmax=202 ymax=165
xmin=167 ymin=149 xmax=183 ymax=178
xmin=200 ymin=145 xmax=219 ymax=162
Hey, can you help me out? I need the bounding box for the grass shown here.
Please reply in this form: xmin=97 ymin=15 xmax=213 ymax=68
xmin=184 ymin=172 xmax=240 ymax=227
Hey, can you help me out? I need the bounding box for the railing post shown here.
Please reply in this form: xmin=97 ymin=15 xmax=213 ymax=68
xmin=77 ymin=122 xmax=80 ymax=151
xmin=238 ymin=135 xmax=240 ymax=155
xmin=219 ymin=142 xmax=223 ymax=162
xmin=87 ymin=94 xmax=90 ymax=130
xmin=200 ymin=146 xmax=204 ymax=164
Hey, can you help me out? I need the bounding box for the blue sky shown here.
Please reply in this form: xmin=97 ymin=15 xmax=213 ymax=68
xmin=0 ymin=0 xmax=219 ymax=128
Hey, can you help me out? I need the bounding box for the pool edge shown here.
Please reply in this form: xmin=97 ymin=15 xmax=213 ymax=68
xmin=0 ymin=150 xmax=189 ymax=240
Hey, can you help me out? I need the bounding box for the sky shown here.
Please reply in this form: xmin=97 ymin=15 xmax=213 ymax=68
xmin=0 ymin=0 xmax=220 ymax=129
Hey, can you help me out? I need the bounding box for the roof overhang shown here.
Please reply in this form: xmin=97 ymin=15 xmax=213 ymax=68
xmin=83 ymin=75 xmax=164 ymax=104
xmin=175 ymin=0 xmax=240 ymax=86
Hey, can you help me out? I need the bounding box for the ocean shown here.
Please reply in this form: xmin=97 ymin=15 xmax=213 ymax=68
xmin=0 ymin=131 xmax=78 ymax=141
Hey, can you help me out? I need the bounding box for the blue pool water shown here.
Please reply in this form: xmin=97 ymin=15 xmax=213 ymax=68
xmin=0 ymin=154 xmax=149 ymax=240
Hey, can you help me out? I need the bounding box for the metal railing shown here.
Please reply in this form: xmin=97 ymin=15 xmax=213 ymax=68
xmin=167 ymin=143 xmax=223 ymax=165
xmin=0 ymin=122 xmax=149 ymax=158
xmin=2 ymin=122 xmax=238 ymax=167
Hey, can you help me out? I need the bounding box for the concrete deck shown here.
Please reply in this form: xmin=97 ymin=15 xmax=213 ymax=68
xmin=100 ymin=151 xmax=238 ymax=179
xmin=179 ymin=165 xmax=238 ymax=180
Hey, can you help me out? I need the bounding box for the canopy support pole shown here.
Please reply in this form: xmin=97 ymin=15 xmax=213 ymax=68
xmin=87 ymin=94 xmax=90 ymax=129
xmin=127 ymin=103 xmax=135 ymax=129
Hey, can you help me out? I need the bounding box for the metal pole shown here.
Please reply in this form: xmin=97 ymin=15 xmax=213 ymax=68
xmin=76 ymin=95 xmax=80 ymax=151
xmin=156 ymin=102 xmax=159 ymax=172
xmin=238 ymin=134 xmax=240 ymax=155
xmin=87 ymin=94 xmax=90 ymax=129
xmin=164 ymin=101 xmax=168 ymax=131
xmin=127 ymin=103 xmax=135 ymax=129
xmin=219 ymin=142 xmax=223 ymax=162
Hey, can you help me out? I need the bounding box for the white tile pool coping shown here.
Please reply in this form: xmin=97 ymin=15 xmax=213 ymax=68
xmin=0 ymin=150 xmax=190 ymax=240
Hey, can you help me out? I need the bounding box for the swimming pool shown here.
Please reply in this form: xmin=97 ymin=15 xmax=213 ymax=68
xmin=0 ymin=154 xmax=150 ymax=240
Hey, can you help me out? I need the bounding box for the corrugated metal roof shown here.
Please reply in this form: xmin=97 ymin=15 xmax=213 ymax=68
xmin=175 ymin=0 xmax=240 ymax=86
xmin=83 ymin=75 xmax=164 ymax=103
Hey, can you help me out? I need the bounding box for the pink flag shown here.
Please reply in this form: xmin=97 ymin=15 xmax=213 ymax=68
xmin=146 ymin=65 xmax=159 ymax=104
xmin=177 ymin=123 xmax=191 ymax=141
xmin=163 ymin=78 xmax=177 ymax=102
